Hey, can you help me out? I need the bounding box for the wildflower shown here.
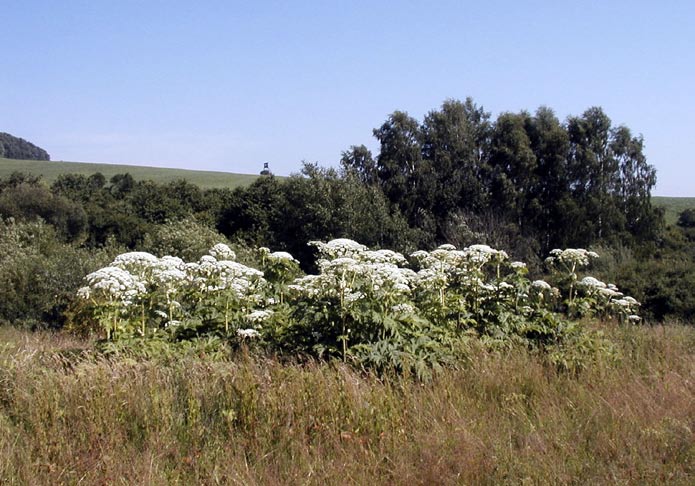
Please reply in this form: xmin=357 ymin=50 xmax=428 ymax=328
xmin=82 ymin=266 xmax=146 ymax=305
xmin=268 ymin=251 xmax=298 ymax=263
xmin=599 ymin=287 xmax=622 ymax=298
xmin=76 ymin=286 xmax=91 ymax=299
xmin=622 ymin=296 xmax=640 ymax=306
xmin=209 ymin=243 xmax=236 ymax=261
xmin=391 ymin=303 xmax=415 ymax=314
xmin=309 ymin=238 xmax=367 ymax=259
xmin=362 ymin=249 xmax=407 ymax=265
xmin=579 ymin=276 xmax=607 ymax=288
xmin=246 ymin=310 xmax=273 ymax=323
xmin=237 ymin=328 xmax=261 ymax=339
xmin=112 ymin=251 xmax=158 ymax=269
xmin=545 ymin=248 xmax=598 ymax=269
xmin=531 ymin=280 xmax=552 ymax=290
xmin=345 ymin=291 xmax=365 ymax=303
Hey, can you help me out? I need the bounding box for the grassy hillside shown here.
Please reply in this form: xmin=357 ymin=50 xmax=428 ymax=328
xmin=653 ymin=196 xmax=695 ymax=226
xmin=1 ymin=323 xmax=693 ymax=484
xmin=0 ymin=157 xmax=260 ymax=189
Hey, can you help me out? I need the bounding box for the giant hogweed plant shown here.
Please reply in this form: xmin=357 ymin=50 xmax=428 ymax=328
xmin=77 ymin=244 xmax=269 ymax=343
xmin=76 ymin=239 xmax=641 ymax=377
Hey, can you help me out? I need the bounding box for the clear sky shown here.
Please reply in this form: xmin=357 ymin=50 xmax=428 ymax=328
xmin=2 ymin=0 xmax=693 ymax=196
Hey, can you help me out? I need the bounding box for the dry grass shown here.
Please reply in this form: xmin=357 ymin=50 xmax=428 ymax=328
xmin=0 ymin=323 xmax=693 ymax=485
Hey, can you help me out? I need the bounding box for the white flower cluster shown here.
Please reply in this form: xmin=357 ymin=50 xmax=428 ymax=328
xmin=79 ymin=266 xmax=146 ymax=306
xmin=237 ymin=328 xmax=260 ymax=339
xmin=391 ymin=303 xmax=416 ymax=314
xmin=267 ymin=251 xmax=298 ymax=263
xmin=545 ymin=248 xmax=599 ymax=269
xmin=578 ymin=276 xmax=641 ymax=310
xmin=209 ymin=243 xmax=236 ymax=261
xmin=510 ymin=261 xmax=527 ymax=270
xmin=412 ymin=243 xmax=507 ymax=271
xmin=78 ymin=246 xmax=269 ymax=333
xmin=309 ymin=238 xmax=368 ymax=259
xmin=246 ymin=309 xmax=273 ymax=323
xmin=579 ymin=276 xmax=606 ymax=288
xmin=188 ymin=256 xmax=264 ymax=298
xmin=291 ymin=240 xmax=521 ymax=315
xmin=612 ymin=296 xmax=641 ymax=317
xmin=293 ymin=239 xmax=415 ymax=305
xmin=112 ymin=251 xmax=159 ymax=272
xmin=408 ymin=243 xmax=510 ymax=296
xmin=79 ymin=239 xmax=645 ymax=343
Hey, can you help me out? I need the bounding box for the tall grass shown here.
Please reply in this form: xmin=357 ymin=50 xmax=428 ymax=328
xmin=1 ymin=323 xmax=693 ymax=485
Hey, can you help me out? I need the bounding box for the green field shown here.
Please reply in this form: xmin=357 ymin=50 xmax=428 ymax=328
xmin=653 ymin=196 xmax=695 ymax=225
xmin=0 ymin=157 xmax=260 ymax=189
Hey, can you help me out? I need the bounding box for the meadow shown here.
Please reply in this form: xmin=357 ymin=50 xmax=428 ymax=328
xmin=0 ymin=323 xmax=693 ymax=485
xmin=0 ymin=157 xmax=259 ymax=189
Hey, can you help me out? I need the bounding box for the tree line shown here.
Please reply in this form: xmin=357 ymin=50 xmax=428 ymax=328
xmin=0 ymin=132 xmax=50 ymax=160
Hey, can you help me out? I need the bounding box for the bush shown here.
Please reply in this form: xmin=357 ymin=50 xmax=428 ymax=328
xmin=0 ymin=218 xmax=119 ymax=328
xmin=141 ymin=217 xmax=235 ymax=262
xmin=0 ymin=183 xmax=87 ymax=242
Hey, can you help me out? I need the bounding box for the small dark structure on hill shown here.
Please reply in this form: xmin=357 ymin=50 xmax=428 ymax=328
xmin=260 ymin=162 xmax=272 ymax=176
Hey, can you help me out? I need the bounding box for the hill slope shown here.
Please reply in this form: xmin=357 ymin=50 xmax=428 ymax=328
xmin=0 ymin=157 xmax=260 ymax=189
xmin=652 ymin=196 xmax=695 ymax=225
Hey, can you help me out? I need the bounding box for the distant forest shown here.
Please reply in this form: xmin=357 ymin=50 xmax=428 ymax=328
xmin=0 ymin=132 xmax=50 ymax=161
xmin=0 ymin=99 xmax=693 ymax=325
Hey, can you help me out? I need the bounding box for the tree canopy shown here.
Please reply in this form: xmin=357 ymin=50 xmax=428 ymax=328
xmin=344 ymin=99 xmax=659 ymax=253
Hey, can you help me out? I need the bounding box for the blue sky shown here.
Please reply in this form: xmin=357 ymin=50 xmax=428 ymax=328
xmin=2 ymin=1 xmax=693 ymax=195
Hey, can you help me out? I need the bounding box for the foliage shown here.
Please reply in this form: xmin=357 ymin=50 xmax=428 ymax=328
xmin=217 ymin=166 xmax=419 ymax=267
xmin=677 ymin=208 xmax=695 ymax=228
xmin=652 ymin=196 xmax=695 ymax=225
xmin=140 ymin=217 xmax=231 ymax=262
xmin=0 ymin=218 xmax=117 ymax=328
xmin=0 ymin=180 xmax=87 ymax=242
xmin=345 ymin=100 xmax=661 ymax=253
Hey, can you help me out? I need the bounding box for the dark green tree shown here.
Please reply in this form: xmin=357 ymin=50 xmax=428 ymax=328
xmin=488 ymin=111 xmax=537 ymax=229
xmin=372 ymin=111 xmax=424 ymax=220
xmin=340 ymin=145 xmax=379 ymax=185
xmin=421 ymin=98 xmax=491 ymax=224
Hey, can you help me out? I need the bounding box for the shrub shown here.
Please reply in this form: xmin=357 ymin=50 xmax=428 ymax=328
xmin=0 ymin=218 xmax=118 ymax=328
